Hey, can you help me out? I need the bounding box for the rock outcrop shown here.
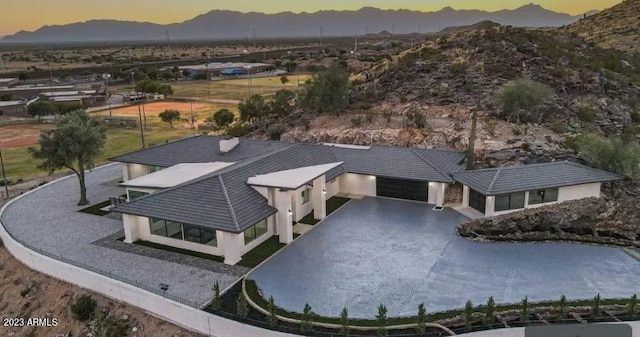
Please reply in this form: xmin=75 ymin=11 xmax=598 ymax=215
xmin=457 ymin=197 xmax=640 ymax=247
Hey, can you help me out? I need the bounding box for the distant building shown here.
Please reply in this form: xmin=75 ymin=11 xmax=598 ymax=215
xmin=170 ymin=62 xmax=275 ymax=77
xmin=0 ymin=78 xmax=19 ymax=88
xmin=0 ymin=100 xmax=28 ymax=117
xmin=0 ymin=85 xmax=75 ymax=99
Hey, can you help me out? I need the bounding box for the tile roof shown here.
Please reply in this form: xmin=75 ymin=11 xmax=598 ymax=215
xmin=451 ymin=161 xmax=621 ymax=195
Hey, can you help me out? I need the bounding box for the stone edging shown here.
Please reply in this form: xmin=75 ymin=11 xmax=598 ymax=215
xmin=241 ymin=278 xmax=456 ymax=335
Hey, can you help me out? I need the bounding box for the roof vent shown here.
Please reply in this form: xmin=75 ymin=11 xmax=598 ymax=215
xmin=220 ymin=137 xmax=239 ymax=153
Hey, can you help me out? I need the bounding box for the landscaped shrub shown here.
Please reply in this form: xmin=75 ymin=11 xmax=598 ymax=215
xmin=376 ymin=304 xmax=388 ymax=337
xmin=236 ymin=294 xmax=249 ymax=318
xmin=464 ymin=300 xmax=473 ymax=332
xmin=266 ymin=124 xmax=287 ymax=140
xmin=301 ymin=303 xmax=313 ymax=335
xmin=211 ymin=281 xmax=221 ymax=310
xmin=339 ymin=307 xmax=349 ymax=337
xmin=70 ymin=294 xmax=97 ymax=321
xmin=629 ymin=294 xmax=638 ymax=319
xmin=410 ymin=303 xmax=426 ymax=336
xmin=520 ymin=297 xmax=529 ymax=322
xmin=484 ymin=296 xmax=495 ymax=325
xmin=267 ymin=296 xmax=278 ymax=328
xmin=557 ymin=295 xmax=568 ymax=321
xmin=592 ymin=293 xmax=602 ymax=318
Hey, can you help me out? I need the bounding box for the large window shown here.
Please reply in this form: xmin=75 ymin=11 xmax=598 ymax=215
xmin=128 ymin=190 xmax=149 ymax=201
xmin=528 ymin=187 xmax=559 ymax=205
xmin=244 ymin=219 xmax=268 ymax=245
xmin=301 ymin=188 xmax=310 ymax=205
xmin=147 ymin=165 xmax=164 ymax=173
xmin=149 ymin=218 xmax=216 ymax=246
xmin=494 ymin=192 xmax=525 ymax=212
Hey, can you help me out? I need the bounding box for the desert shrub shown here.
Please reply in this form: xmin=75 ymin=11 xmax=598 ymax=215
xmin=495 ymin=79 xmax=554 ymax=124
xmin=511 ymin=126 xmax=522 ymax=136
xmin=266 ymin=124 xmax=287 ymax=140
xmin=575 ymin=99 xmax=598 ymax=122
xmin=366 ymin=111 xmax=376 ymax=123
xmin=577 ymin=134 xmax=640 ymax=176
xmin=621 ymin=124 xmax=639 ymax=143
xmin=521 ymin=142 xmax=531 ymax=151
xmin=405 ymin=109 xmax=427 ymax=129
xmin=213 ymin=109 xmax=234 ymax=127
xmin=226 ymin=123 xmax=251 ymax=137
xmin=549 ymin=119 xmax=567 ymax=134
xmin=70 ymin=294 xmax=97 ymax=321
xmin=350 ymin=116 xmax=363 ymax=127
xmin=453 ymin=121 xmax=465 ymax=131
xmin=98 ymin=316 xmax=129 ymax=337
xmin=483 ymin=117 xmax=497 ymax=136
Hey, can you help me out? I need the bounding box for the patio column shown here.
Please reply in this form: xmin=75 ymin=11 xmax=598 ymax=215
xmin=485 ymin=196 xmax=495 ymax=216
xmin=122 ymin=214 xmax=141 ymax=243
xmin=462 ymin=185 xmax=470 ymax=207
xmin=222 ymin=231 xmax=244 ymax=265
xmin=435 ymin=183 xmax=446 ymax=207
xmin=275 ymin=189 xmax=293 ymax=244
xmin=312 ymin=175 xmax=327 ymax=220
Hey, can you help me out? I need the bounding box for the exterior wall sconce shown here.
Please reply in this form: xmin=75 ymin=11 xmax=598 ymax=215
xmin=369 ymin=175 xmax=376 ymax=180
xmin=322 ymin=188 xmax=327 ymax=194
xmin=288 ymin=209 xmax=293 ymax=216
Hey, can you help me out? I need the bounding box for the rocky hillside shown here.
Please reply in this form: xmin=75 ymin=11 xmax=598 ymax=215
xmin=352 ymin=24 xmax=640 ymax=136
xmin=562 ymin=0 xmax=640 ymax=53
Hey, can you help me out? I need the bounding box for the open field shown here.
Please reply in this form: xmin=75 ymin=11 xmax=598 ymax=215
xmin=0 ymin=124 xmax=49 ymax=148
xmin=92 ymin=101 xmax=238 ymax=128
xmin=117 ymin=75 xmax=313 ymax=101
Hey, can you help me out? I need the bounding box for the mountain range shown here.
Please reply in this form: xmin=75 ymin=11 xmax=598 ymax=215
xmin=1 ymin=4 xmax=596 ymax=43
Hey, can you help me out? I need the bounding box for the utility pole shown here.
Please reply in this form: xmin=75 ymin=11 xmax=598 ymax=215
xmin=253 ymin=28 xmax=257 ymax=49
xmin=138 ymin=103 xmax=145 ymax=149
xmin=0 ymin=146 xmax=9 ymax=199
xmin=190 ymin=100 xmax=195 ymax=130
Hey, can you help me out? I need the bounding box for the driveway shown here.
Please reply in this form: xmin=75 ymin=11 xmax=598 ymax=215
xmin=249 ymin=197 xmax=640 ymax=318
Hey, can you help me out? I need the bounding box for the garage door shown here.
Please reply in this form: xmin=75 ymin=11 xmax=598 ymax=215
xmin=376 ymin=177 xmax=428 ymax=202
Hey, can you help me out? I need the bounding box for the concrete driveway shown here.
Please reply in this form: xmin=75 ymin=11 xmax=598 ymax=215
xmin=249 ymin=197 xmax=640 ymax=319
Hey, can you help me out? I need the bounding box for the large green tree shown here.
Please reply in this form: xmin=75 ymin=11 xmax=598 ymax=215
xmin=30 ymin=110 xmax=107 ymax=205
xmin=577 ymin=134 xmax=640 ymax=176
xmin=239 ymin=94 xmax=268 ymax=122
xmin=159 ymin=109 xmax=181 ymax=128
xmin=300 ymin=63 xmax=351 ymax=115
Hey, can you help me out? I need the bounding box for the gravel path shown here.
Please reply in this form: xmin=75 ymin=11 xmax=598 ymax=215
xmin=0 ymin=164 xmax=245 ymax=307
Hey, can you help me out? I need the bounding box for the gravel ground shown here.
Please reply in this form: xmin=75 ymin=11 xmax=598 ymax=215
xmin=0 ymin=164 xmax=244 ymax=307
xmin=250 ymin=197 xmax=640 ymax=318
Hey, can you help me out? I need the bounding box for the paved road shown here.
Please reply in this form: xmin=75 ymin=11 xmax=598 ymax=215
xmin=250 ymin=197 xmax=640 ymax=319
xmin=0 ymin=164 xmax=246 ymax=307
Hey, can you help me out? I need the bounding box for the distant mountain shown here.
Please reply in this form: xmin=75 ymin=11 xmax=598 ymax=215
xmin=1 ymin=4 xmax=595 ymax=43
xmin=562 ymin=0 xmax=640 ymax=53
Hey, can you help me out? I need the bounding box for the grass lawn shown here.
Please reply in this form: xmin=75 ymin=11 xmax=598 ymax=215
xmin=78 ymin=200 xmax=111 ymax=216
xmin=133 ymin=240 xmax=225 ymax=263
xmin=237 ymin=236 xmax=286 ymax=268
xmin=297 ymin=196 xmax=351 ymax=225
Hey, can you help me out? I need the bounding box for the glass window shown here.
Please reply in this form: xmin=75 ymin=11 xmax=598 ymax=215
xmin=128 ymin=190 xmax=149 ymax=201
xmin=255 ymin=219 xmax=267 ymax=237
xmin=182 ymin=223 xmax=202 ymax=243
xmin=148 ymin=165 xmax=164 ymax=173
xmin=494 ymin=194 xmax=511 ymax=212
xmin=528 ymin=187 xmax=559 ymax=205
xmin=150 ymin=218 xmax=166 ymax=236
xmin=201 ymin=228 xmax=217 ymax=247
xmin=301 ymin=188 xmax=310 ymax=204
xmin=510 ymin=192 xmax=525 ymax=209
xmin=494 ymin=192 xmax=526 ymax=212
xmin=166 ymin=221 xmax=182 ymax=240
xmin=244 ymin=219 xmax=269 ymax=245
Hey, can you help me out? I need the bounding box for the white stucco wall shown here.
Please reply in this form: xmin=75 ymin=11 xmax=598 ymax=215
xmin=292 ymin=185 xmax=313 ymax=222
xmin=124 ymin=163 xmax=149 ymax=181
xmin=339 ymin=173 xmax=376 ymax=196
xmin=326 ymin=176 xmax=340 ymax=198
xmin=427 ymin=182 xmax=437 ymax=204
xmin=462 ymin=185 xmax=470 ymax=207
xmin=558 ymin=183 xmax=601 ymax=202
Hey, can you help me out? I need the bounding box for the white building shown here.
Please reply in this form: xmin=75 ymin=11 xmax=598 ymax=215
xmin=110 ymin=136 xmax=620 ymax=265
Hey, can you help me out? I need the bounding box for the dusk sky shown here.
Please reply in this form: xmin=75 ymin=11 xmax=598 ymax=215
xmin=0 ymin=0 xmax=620 ymax=36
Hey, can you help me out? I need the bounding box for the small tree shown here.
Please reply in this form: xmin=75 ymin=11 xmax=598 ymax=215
xmin=236 ymin=293 xmax=249 ymax=318
xmin=464 ymin=300 xmax=474 ymax=332
xmin=592 ymin=293 xmax=602 ymax=318
xmin=557 ymin=295 xmax=567 ymax=321
xmin=70 ymin=294 xmax=97 ymax=321
xmin=300 ymin=62 xmax=351 ymax=115
xmin=416 ymin=303 xmax=427 ymax=336
xmin=376 ymin=304 xmax=388 ymax=337
xmin=629 ymin=294 xmax=638 ymax=319
xmin=495 ymin=78 xmax=553 ymax=124
xmin=30 ymin=110 xmax=106 ymax=205
xmin=27 ymin=101 xmax=58 ymax=118
xmin=211 ymin=281 xmax=222 ymax=310
xmin=266 ymin=296 xmax=278 ymax=328
xmin=159 ymin=109 xmax=181 ymax=128
xmin=213 ymin=108 xmax=235 ymax=127
xmin=484 ymin=296 xmax=495 ymax=325
xmin=239 ymin=94 xmax=268 ymax=122
xmin=339 ymin=307 xmax=349 ymax=337
xmin=301 ymin=303 xmax=313 ymax=335
xmin=520 ymin=297 xmax=529 ymax=322
xmin=280 ymin=74 xmax=290 ymax=88
xmin=270 ymin=89 xmax=296 ymax=117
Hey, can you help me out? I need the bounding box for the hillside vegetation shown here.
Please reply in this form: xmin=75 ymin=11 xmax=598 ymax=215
xmin=353 ymin=24 xmax=640 ymax=135
xmin=562 ymin=0 xmax=640 ymax=53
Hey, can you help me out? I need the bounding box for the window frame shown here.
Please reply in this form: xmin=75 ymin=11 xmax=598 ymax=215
xmin=244 ymin=219 xmax=268 ymax=245
xmin=494 ymin=191 xmax=526 ymax=212
xmin=147 ymin=218 xmax=216 ymax=247
xmin=301 ymin=188 xmax=310 ymax=205
xmin=528 ymin=187 xmax=559 ymax=205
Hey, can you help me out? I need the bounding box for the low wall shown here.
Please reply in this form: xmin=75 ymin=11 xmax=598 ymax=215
xmin=0 ymin=174 xmax=297 ymax=337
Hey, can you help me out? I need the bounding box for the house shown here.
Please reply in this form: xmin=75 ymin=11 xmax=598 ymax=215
xmin=452 ymin=161 xmax=621 ymax=216
xmin=110 ymin=135 xmax=620 ymax=265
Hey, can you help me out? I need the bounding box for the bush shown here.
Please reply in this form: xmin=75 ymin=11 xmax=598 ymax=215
xmin=521 ymin=142 xmax=531 ymax=152
xmin=511 ymin=126 xmax=522 ymax=136
xmin=376 ymin=304 xmax=388 ymax=337
xmin=366 ymin=111 xmax=376 ymax=123
xmin=301 ymin=303 xmax=313 ymax=335
xmin=350 ymin=116 xmax=363 ymax=127
xmin=213 ymin=109 xmax=234 ymax=127
xmin=98 ymin=316 xmax=129 ymax=337
xmin=267 ymin=296 xmax=278 ymax=328
xmin=70 ymin=294 xmax=97 ymax=321
xmin=520 ymin=297 xmax=529 ymax=322
xmin=483 ymin=117 xmax=497 ymax=136
xmin=416 ymin=303 xmax=427 ymax=336
xmin=226 ymin=123 xmax=251 ymax=137
xmin=0 ymin=178 xmax=12 ymax=187
xmin=266 ymin=124 xmax=287 ymax=140
xmin=577 ymin=134 xmax=640 ymax=176
xmin=464 ymin=300 xmax=473 ymax=332
xmin=211 ymin=281 xmax=221 ymax=310
xmin=575 ymin=99 xmax=598 ymax=122
xmin=236 ymin=294 xmax=249 ymax=318
xmin=484 ymin=296 xmax=495 ymax=325
xmin=495 ymin=79 xmax=553 ymax=124
xmin=549 ymin=119 xmax=567 ymax=134
xmin=405 ymin=109 xmax=428 ymax=129
xmin=339 ymin=307 xmax=349 ymax=337
xmin=300 ymin=63 xmax=350 ymax=115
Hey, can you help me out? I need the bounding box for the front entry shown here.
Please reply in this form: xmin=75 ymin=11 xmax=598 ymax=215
xmin=469 ymin=189 xmax=486 ymax=214
xmin=376 ymin=177 xmax=428 ymax=202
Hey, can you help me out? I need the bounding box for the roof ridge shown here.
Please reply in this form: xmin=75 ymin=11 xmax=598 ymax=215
xmin=410 ymin=148 xmax=452 ymax=182
xmin=108 ymin=134 xmax=204 ymax=162
xmin=487 ymin=167 xmax=503 ymax=194
xmin=218 ymin=175 xmax=240 ymax=231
